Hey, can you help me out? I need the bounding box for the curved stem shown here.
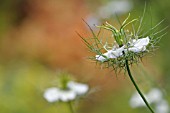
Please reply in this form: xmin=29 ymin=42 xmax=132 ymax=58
xmin=125 ymin=59 xmax=154 ymax=113
xmin=67 ymin=101 xmax=74 ymax=113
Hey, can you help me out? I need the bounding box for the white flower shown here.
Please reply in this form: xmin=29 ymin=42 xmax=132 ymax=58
xmin=130 ymin=88 xmax=169 ymax=112
xmin=98 ymin=0 xmax=133 ymax=19
xmin=67 ymin=81 xmax=89 ymax=95
xmin=58 ymin=90 xmax=76 ymax=102
xmin=129 ymin=92 xmax=147 ymax=108
xmin=130 ymin=88 xmax=163 ymax=108
xmin=147 ymin=88 xmax=163 ymax=103
xmin=128 ymin=37 xmax=150 ymax=53
xmin=95 ymin=37 xmax=150 ymax=62
xmin=43 ymin=87 xmax=60 ymax=102
xmin=96 ymin=46 xmax=124 ymax=62
xmin=86 ymin=14 xmax=101 ymax=29
xmin=155 ymin=100 xmax=169 ymax=113
xmin=44 ymin=81 xmax=89 ymax=103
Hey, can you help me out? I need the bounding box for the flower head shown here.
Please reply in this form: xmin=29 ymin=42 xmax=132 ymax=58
xmin=95 ymin=37 xmax=150 ymax=62
xmin=129 ymin=88 xmax=169 ymax=113
xmin=79 ymin=7 xmax=167 ymax=113
xmin=79 ymin=13 xmax=165 ymax=73
xmin=43 ymin=81 xmax=89 ymax=103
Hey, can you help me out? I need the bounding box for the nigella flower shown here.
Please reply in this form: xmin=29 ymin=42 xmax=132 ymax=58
xmin=78 ymin=12 xmax=166 ymax=72
xmin=95 ymin=37 xmax=150 ymax=62
xmin=129 ymin=88 xmax=169 ymax=113
xmin=44 ymin=87 xmax=76 ymax=102
xmin=98 ymin=0 xmax=133 ymax=19
xmin=79 ymin=9 xmax=166 ymax=113
xmin=130 ymin=88 xmax=163 ymax=108
xmin=44 ymin=81 xmax=89 ymax=103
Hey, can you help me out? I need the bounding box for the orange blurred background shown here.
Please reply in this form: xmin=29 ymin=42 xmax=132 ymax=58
xmin=0 ymin=0 xmax=169 ymax=113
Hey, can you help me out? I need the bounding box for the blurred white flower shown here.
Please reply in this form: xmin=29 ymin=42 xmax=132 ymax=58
xmin=155 ymin=100 xmax=169 ymax=113
xmin=85 ymin=14 xmax=101 ymax=29
xmin=147 ymin=88 xmax=163 ymax=103
xmin=44 ymin=81 xmax=89 ymax=103
xmin=130 ymin=88 xmax=163 ymax=108
xmin=85 ymin=0 xmax=133 ymax=31
xmin=43 ymin=87 xmax=60 ymax=103
xmin=58 ymin=90 xmax=76 ymax=102
xmin=98 ymin=0 xmax=133 ymax=19
xmin=67 ymin=81 xmax=89 ymax=95
xmin=129 ymin=92 xmax=147 ymax=108
xmin=130 ymin=88 xmax=170 ymax=113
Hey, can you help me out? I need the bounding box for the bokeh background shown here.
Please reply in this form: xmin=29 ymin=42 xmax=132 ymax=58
xmin=0 ymin=0 xmax=170 ymax=113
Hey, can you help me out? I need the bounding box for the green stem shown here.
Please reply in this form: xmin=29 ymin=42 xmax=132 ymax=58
xmin=67 ymin=101 xmax=74 ymax=113
xmin=125 ymin=59 xmax=154 ymax=113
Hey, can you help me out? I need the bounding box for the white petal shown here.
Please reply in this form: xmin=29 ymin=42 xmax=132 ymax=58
xmin=96 ymin=52 xmax=109 ymax=62
xmin=128 ymin=46 xmax=146 ymax=53
xmin=96 ymin=46 xmax=125 ymax=61
xmin=43 ymin=87 xmax=60 ymax=103
xmin=133 ymin=37 xmax=150 ymax=47
xmin=155 ymin=100 xmax=169 ymax=113
xmin=147 ymin=88 xmax=163 ymax=103
xmin=67 ymin=81 xmax=89 ymax=95
xmin=59 ymin=90 xmax=76 ymax=102
xmin=127 ymin=37 xmax=149 ymax=53
xmin=106 ymin=50 xmax=117 ymax=58
xmin=96 ymin=55 xmax=106 ymax=62
xmin=109 ymin=46 xmax=124 ymax=58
